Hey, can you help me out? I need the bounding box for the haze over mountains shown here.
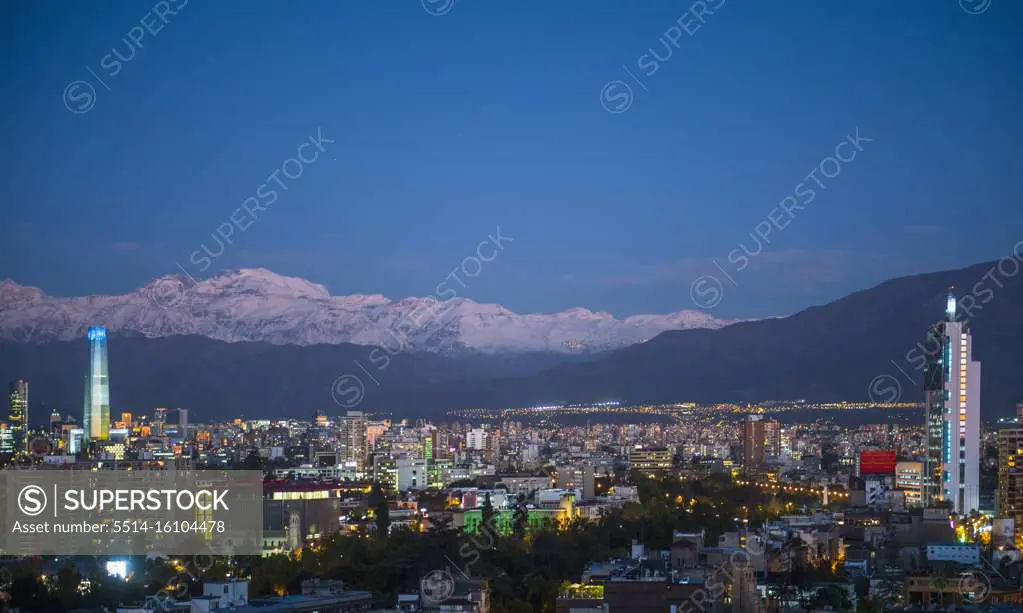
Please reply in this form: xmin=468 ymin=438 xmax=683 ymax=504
xmin=1 ymin=259 xmax=1020 ymax=421
xmin=0 ymin=268 xmax=732 ymax=355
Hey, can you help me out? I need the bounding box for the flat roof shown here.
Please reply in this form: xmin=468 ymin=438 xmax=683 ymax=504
xmin=220 ymin=591 xmax=374 ymax=613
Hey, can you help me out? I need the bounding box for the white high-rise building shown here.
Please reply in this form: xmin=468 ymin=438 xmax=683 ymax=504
xmin=924 ymin=291 xmax=981 ymax=514
xmin=397 ymin=457 xmax=428 ymax=491
xmin=466 ymin=428 xmax=487 ymax=451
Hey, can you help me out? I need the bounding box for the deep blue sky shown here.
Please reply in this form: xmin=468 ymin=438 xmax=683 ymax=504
xmin=2 ymin=0 xmax=1020 ymax=318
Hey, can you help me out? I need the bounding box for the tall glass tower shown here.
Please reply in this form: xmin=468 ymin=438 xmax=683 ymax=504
xmin=82 ymin=326 xmax=111 ymax=442
xmin=7 ymin=379 xmax=28 ymax=452
xmin=923 ymin=291 xmax=981 ymax=514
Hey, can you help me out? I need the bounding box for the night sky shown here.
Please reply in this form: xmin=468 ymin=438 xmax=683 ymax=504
xmin=2 ymin=0 xmax=1020 ymax=318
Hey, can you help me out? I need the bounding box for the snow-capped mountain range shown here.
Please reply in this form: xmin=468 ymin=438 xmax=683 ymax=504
xmin=0 ymin=268 xmax=736 ymax=354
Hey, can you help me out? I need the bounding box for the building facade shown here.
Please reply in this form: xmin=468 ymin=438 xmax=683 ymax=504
xmin=629 ymin=448 xmax=673 ymax=474
xmin=340 ymin=411 xmax=368 ymax=471
xmin=467 ymin=428 xmax=487 ymax=451
xmin=997 ymin=404 xmax=1023 ymax=543
xmin=923 ymin=292 xmax=980 ymax=514
xmin=896 ymin=460 xmax=925 ymax=507
xmin=742 ymin=416 xmax=779 ymax=467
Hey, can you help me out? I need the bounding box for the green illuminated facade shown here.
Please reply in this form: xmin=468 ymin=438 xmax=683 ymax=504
xmin=462 ymin=508 xmax=563 ymax=535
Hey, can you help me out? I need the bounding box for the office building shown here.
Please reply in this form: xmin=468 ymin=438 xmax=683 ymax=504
xmin=0 ymin=422 xmax=12 ymax=454
xmin=923 ymin=291 xmax=981 ymax=514
xmin=82 ymin=326 xmax=111 ymax=442
xmin=7 ymin=379 xmax=28 ymax=452
xmin=896 ymin=460 xmax=926 ymax=507
xmin=629 ymin=448 xmax=672 ymax=474
xmin=67 ymin=427 xmax=85 ymax=454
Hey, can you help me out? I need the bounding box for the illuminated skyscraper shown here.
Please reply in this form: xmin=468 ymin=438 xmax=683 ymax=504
xmin=82 ymin=326 xmax=111 ymax=442
xmin=923 ymin=291 xmax=980 ymax=514
xmin=7 ymin=379 xmax=28 ymax=452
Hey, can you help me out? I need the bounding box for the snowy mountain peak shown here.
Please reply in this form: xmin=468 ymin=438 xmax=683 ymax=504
xmin=196 ymin=268 xmax=333 ymax=299
xmin=560 ymin=307 xmax=614 ymax=320
xmin=1 ymin=279 xmax=45 ymax=304
xmin=0 ymin=269 xmax=740 ymax=353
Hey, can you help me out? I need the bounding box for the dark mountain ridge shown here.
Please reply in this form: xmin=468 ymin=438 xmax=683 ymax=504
xmin=429 ymin=259 xmax=1022 ymax=415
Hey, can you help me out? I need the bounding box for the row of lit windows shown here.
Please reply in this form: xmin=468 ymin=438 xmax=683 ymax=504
xmin=958 ymin=335 xmax=968 ymax=439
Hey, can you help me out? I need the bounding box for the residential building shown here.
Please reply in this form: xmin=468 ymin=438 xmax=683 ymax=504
xmin=997 ymin=403 xmax=1023 ymax=542
xmin=341 ymin=411 xmax=368 ymax=471
xmin=743 ymin=416 xmax=779 ymax=467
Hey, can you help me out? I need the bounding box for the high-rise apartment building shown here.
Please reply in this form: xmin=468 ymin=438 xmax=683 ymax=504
xmin=742 ymin=415 xmax=780 ymax=467
xmin=7 ymin=379 xmax=28 ymax=452
xmin=997 ymin=404 xmax=1023 ymax=542
xmin=764 ymin=420 xmax=781 ymax=460
xmin=923 ymin=291 xmax=981 ymax=514
xmin=82 ymin=326 xmax=111 ymax=442
xmin=340 ymin=411 xmax=368 ymax=470
xmin=485 ymin=429 xmax=502 ymax=463
xmin=467 ymin=428 xmax=487 ymax=451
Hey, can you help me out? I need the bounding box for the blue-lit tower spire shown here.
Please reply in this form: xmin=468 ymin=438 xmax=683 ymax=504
xmin=83 ymin=326 xmax=110 ymax=442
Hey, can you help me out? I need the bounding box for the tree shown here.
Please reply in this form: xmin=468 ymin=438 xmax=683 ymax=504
xmin=55 ymin=563 xmax=81 ymax=611
xmin=481 ymin=492 xmax=496 ymax=531
xmin=369 ymin=482 xmax=390 ymax=538
xmin=512 ymin=493 xmax=529 ymax=538
xmin=242 ymin=448 xmax=264 ymax=471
